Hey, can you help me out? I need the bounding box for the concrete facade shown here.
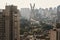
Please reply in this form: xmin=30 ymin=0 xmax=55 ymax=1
xmin=0 ymin=5 xmax=20 ymax=40
xmin=49 ymin=29 xmax=57 ymax=40
xmin=0 ymin=10 xmax=5 ymax=40
xmin=49 ymin=27 xmax=60 ymax=40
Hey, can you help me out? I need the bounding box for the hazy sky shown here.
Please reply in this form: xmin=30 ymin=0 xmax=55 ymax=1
xmin=0 ymin=0 xmax=60 ymax=9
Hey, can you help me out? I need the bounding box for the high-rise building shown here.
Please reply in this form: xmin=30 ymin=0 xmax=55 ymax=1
xmin=20 ymin=8 xmax=30 ymax=20
xmin=57 ymin=5 xmax=60 ymax=23
xmin=49 ymin=5 xmax=60 ymax=40
xmin=0 ymin=9 xmax=5 ymax=40
xmin=49 ymin=29 xmax=57 ymax=40
xmin=56 ymin=5 xmax=60 ymax=40
xmin=34 ymin=9 xmax=41 ymax=21
xmin=39 ymin=8 xmax=45 ymax=19
xmin=0 ymin=5 xmax=20 ymax=40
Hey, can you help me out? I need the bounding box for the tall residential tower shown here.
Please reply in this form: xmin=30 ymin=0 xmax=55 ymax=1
xmin=0 ymin=5 xmax=20 ymax=40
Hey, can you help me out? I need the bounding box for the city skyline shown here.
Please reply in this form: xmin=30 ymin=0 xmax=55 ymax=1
xmin=0 ymin=0 xmax=60 ymax=9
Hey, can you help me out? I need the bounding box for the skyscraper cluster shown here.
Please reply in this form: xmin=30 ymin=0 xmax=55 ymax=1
xmin=0 ymin=4 xmax=60 ymax=40
xmin=20 ymin=7 xmax=57 ymax=25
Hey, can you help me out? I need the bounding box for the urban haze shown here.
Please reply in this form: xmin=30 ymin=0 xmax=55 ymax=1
xmin=0 ymin=0 xmax=60 ymax=40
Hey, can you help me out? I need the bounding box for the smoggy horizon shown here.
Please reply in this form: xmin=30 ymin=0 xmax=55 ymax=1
xmin=0 ymin=0 xmax=60 ymax=9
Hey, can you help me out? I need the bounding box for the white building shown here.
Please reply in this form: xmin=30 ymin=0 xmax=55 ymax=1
xmin=20 ymin=8 xmax=30 ymax=20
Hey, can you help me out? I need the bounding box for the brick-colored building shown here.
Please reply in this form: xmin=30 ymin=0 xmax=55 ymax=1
xmin=49 ymin=24 xmax=60 ymax=40
xmin=49 ymin=5 xmax=60 ymax=40
xmin=49 ymin=29 xmax=57 ymax=40
xmin=0 ymin=5 xmax=20 ymax=40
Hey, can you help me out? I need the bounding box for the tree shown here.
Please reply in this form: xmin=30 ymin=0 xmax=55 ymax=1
xmin=20 ymin=18 xmax=30 ymax=35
